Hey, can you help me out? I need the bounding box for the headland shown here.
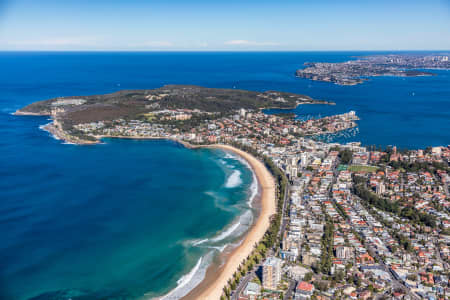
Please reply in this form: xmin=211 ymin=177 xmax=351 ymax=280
xmin=15 ymin=85 xmax=353 ymax=299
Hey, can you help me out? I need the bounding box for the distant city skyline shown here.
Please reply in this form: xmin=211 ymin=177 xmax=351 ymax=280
xmin=0 ymin=0 xmax=449 ymax=51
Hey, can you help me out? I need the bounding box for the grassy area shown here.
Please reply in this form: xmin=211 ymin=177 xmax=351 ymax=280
xmin=348 ymin=165 xmax=378 ymax=172
xmin=337 ymin=164 xmax=348 ymax=171
xmin=141 ymin=112 xmax=156 ymax=122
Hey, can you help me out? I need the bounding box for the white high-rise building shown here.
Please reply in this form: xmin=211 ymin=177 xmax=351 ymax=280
xmin=290 ymin=166 xmax=298 ymax=179
xmin=300 ymin=152 xmax=309 ymax=167
xmin=239 ymin=108 xmax=247 ymax=118
xmin=290 ymin=156 xmax=298 ymax=166
xmin=262 ymin=256 xmax=282 ymax=290
xmin=376 ymin=182 xmax=385 ymax=195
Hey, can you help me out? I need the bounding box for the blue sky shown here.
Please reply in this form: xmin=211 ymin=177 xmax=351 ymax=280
xmin=0 ymin=0 xmax=449 ymax=50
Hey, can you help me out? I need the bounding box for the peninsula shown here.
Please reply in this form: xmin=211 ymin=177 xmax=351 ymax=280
xmin=296 ymin=54 xmax=450 ymax=85
xmin=15 ymin=85 xmax=353 ymax=299
xmin=15 ymin=85 xmax=450 ymax=300
xmin=15 ymin=85 xmax=336 ymax=145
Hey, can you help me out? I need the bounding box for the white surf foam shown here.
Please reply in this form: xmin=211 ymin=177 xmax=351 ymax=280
xmin=39 ymin=123 xmax=51 ymax=130
xmin=204 ymin=191 xmax=233 ymax=213
xmin=211 ymin=221 xmax=240 ymax=243
xmin=211 ymin=210 xmax=253 ymax=243
xmin=206 ymin=245 xmax=227 ymax=252
xmin=159 ymin=257 xmax=202 ymax=300
xmin=191 ymin=209 xmax=253 ymax=252
xmin=231 ymin=210 xmax=253 ymax=237
xmin=248 ymin=172 xmax=259 ymax=207
xmin=158 ymin=252 xmax=213 ymax=300
xmin=39 ymin=123 xmax=61 ymax=141
xmin=226 ymin=151 xmax=251 ymax=168
xmin=225 ymin=170 xmax=242 ymax=188
xmin=192 ymin=238 xmax=208 ymax=246
xmin=222 ymin=150 xmax=258 ymax=207
xmin=224 ymin=152 xmax=236 ymax=159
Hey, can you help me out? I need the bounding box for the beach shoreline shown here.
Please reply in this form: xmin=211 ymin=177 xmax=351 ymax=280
xmin=180 ymin=144 xmax=276 ymax=300
xmin=37 ymin=121 xmax=276 ymax=300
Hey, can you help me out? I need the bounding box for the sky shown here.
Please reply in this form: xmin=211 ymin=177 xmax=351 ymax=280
xmin=0 ymin=0 xmax=449 ymax=51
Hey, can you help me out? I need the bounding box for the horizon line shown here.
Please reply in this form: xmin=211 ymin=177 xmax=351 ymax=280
xmin=1 ymin=49 xmax=449 ymax=53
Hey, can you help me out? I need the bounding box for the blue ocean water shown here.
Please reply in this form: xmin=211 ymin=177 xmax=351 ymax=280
xmin=2 ymin=51 xmax=448 ymax=148
xmin=0 ymin=126 xmax=255 ymax=299
xmin=0 ymin=52 xmax=449 ymax=299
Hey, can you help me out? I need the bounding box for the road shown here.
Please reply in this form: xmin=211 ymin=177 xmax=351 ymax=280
xmin=352 ymin=196 xmax=420 ymax=300
xmin=232 ymin=178 xmax=290 ymax=299
xmin=277 ymin=183 xmax=290 ymax=254
xmin=283 ymin=279 xmax=296 ymax=300
xmin=231 ymin=266 xmax=258 ymax=300
xmin=337 ymin=161 xmax=420 ymax=300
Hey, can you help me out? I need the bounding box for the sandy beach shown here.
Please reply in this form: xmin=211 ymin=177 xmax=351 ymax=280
xmin=32 ymin=122 xmax=277 ymax=300
xmin=182 ymin=144 xmax=276 ymax=300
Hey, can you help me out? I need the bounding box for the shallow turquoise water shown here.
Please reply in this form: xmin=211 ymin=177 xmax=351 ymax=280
xmin=0 ymin=51 xmax=448 ymax=299
xmin=0 ymin=127 xmax=254 ymax=299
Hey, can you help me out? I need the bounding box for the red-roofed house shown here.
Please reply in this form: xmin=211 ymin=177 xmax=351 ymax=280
xmin=295 ymin=281 xmax=314 ymax=300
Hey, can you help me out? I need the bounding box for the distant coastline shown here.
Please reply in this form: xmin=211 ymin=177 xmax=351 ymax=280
xmin=296 ymin=53 xmax=449 ymax=85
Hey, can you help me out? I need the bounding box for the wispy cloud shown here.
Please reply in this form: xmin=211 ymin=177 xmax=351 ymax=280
xmin=224 ymin=40 xmax=280 ymax=46
xmin=0 ymin=38 xmax=176 ymax=50
xmin=6 ymin=37 xmax=99 ymax=47
xmin=138 ymin=41 xmax=174 ymax=47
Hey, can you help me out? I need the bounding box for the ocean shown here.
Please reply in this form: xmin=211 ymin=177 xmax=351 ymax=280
xmin=0 ymin=51 xmax=449 ymax=299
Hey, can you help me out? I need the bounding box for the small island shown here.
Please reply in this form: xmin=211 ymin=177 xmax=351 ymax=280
xmin=296 ymin=54 xmax=450 ymax=85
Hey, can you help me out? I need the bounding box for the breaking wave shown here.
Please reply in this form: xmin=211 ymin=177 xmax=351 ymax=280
xmin=206 ymin=245 xmax=227 ymax=252
xmin=224 ymin=152 xmax=236 ymax=159
xmin=39 ymin=123 xmax=61 ymax=141
xmin=190 ymin=209 xmax=253 ymax=250
xmin=248 ymin=172 xmax=258 ymax=207
xmin=211 ymin=210 xmax=253 ymax=243
xmin=225 ymin=170 xmax=242 ymax=188
xmin=162 ymin=149 xmax=256 ymax=299
xmin=192 ymin=239 xmax=208 ymax=246
xmin=211 ymin=221 xmax=240 ymax=243
xmin=158 ymin=252 xmax=213 ymax=300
